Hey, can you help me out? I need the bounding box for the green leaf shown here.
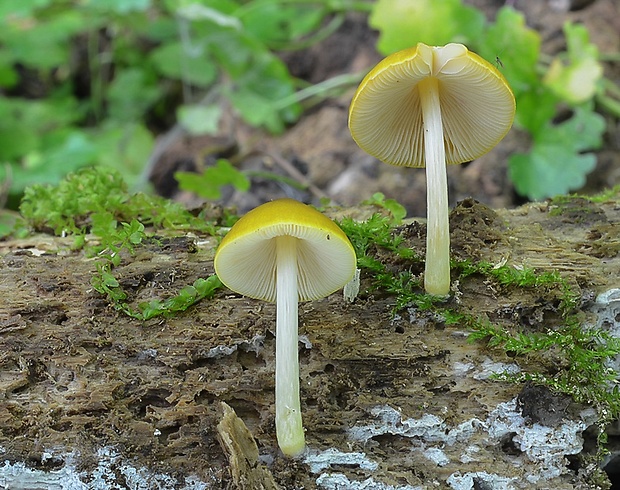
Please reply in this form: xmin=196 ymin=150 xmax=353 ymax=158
xmin=122 ymin=220 xmax=146 ymax=245
xmin=101 ymin=271 xmax=120 ymax=288
xmin=150 ymin=42 xmax=217 ymax=87
xmin=0 ymin=50 xmax=18 ymax=88
xmin=0 ymin=97 xmax=82 ymax=137
xmin=93 ymin=122 xmax=155 ymax=187
xmin=86 ymin=0 xmax=151 ymax=14
xmin=0 ymin=211 xmax=20 ymax=238
xmin=0 ymin=10 xmax=84 ymax=69
xmin=544 ymin=22 xmax=603 ymax=105
xmin=514 ymin=86 xmax=558 ymax=135
xmin=177 ymin=104 xmax=222 ymax=135
xmin=0 ymin=125 xmax=38 ymax=160
xmin=370 ymin=0 xmax=485 ymax=54
xmin=175 ymin=159 xmax=250 ymax=200
xmin=364 ymin=192 xmax=407 ymax=224
xmin=555 ymin=105 xmax=605 ymax=152
xmin=193 ymin=276 xmax=223 ymax=297
xmin=228 ymin=51 xmax=300 ymax=132
xmin=208 ymin=30 xmax=258 ymax=78
xmin=509 ymin=107 xmax=604 ymax=200
xmin=476 ymin=7 xmax=540 ymax=94
xmin=0 ymin=0 xmax=51 ymax=19
xmin=227 ymin=88 xmax=284 ymax=133
xmin=238 ymin=1 xmax=326 ymax=47
xmin=107 ymin=68 xmax=161 ymax=122
xmin=4 ymin=131 xmax=98 ymax=193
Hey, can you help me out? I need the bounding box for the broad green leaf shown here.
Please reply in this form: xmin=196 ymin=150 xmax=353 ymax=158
xmin=228 ymin=88 xmax=285 ymax=133
xmin=208 ymin=30 xmax=256 ymax=78
xmin=509 ymin=107 xmax=604 ymax=200
xmin=86 ymin=0 xmax=151 ymax=14
xmin=514 ymin=86 xmax=558 ymax=135
xmin=193 ymin=276 xmax=222 ymax=297
xmin=365 ymin=192 xmax=407 ymax=224
xmin=0 ymin=50 xmax=18 ymax=88
xmin=140 ymin=17 xmax=178 ymax=42
xmin=94 ymin=122 xmax=155 ymax=187
xmin=544 ymin=23 xmax=602 ymax=105
xmin=177 ymin=104 xmax=222 ymax=135
xmin=163 ymin=0 xmax=239 ymax=16
xmin=0 ymin=125 xmax=38 ymax=160
xmin=107 ymin=68 xmax=161 ymax=122
xmin=553 ymin=105 xmax=605 ymax=152
xmin=0 ymin=0 xmax=51 ymax=18
xmin=2 ymin=131 xmax=97 ymax=193
xmin=123 ymin=220 xmax=146 ymax=244
xmin=370 ymin=0 xmax=485 ymax=54
xmin=37 ymin=131 xmax=98 ymax=174
xmin=175 ymin=159 xmax=249 ymax=200
xmin=477 ymin=7 xmax=540 ymax=93
xmin=0 ymin=97 xmax=83 ymax=135
xmin=0 ymin=211 xmax=20 ymax=238
xmin=238 ymin=1 xmax=325 ymax=47
xmin=509 ymin=149 xmax=596 ymax=201
xmin=150 ymin=42 xmax=217 ymax=87
xmin=0 ymin=10 xmax=84 ymax=69
xmin=194 ymin=18 xmax=301 ymax=132
xmin=218 ymin=43 xmax=299 ymax=131
xmin=101 ymin=271 xmax=120 ymax=288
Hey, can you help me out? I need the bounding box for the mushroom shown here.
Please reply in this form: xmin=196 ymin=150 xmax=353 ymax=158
xmin=348 ymin=43 xmax=515 ymax=296
xmin=213 ymin=198 xmax=356 ymax=457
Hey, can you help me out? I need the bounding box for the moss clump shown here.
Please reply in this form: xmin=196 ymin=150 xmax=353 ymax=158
xmin=16 ymin=166 xmax=225 ymax=318
xmin=19 ymin=166 xmax=227 ymax=237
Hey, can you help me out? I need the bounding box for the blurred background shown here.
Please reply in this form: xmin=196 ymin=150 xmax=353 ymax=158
xmin=0 ymin=0 xmax=618 ymax=218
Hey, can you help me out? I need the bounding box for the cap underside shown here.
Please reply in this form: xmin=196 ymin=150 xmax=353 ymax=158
xmin=349 ymin=43 xmax=516 ymax=167
xmin=215 ymin=223 xmax=356 ymax=302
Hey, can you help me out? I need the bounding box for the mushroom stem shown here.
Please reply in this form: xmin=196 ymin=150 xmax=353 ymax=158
xmin=274 ymin=235 xmax=305 ymax=457
xmin=419 ymin=76 xmax=451 ymax=296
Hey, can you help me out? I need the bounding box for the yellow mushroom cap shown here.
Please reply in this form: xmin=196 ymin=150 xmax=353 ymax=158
xmin=348 ymin=43 xmax=516 ymax=167
xmin=214 ymin=199 xmax=356 ymax=302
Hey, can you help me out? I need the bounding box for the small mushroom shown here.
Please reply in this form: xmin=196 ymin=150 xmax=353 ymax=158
xmin=214 ymin=198 xmax=356 ymax=457
xmin=349 ymin=43 xmax=515 ymax=296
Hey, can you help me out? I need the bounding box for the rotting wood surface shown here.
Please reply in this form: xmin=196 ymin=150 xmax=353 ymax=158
xmin=0 ymin=197 xmax=619 ymax=489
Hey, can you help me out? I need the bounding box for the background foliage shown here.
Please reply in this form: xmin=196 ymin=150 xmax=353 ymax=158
xmin=370 ymin=0 xmax=618 ymax=200
xmin=0 ymin=0 xmax=618 ymax=209
xmin=0 ymin=0 xmax=352 ymax=198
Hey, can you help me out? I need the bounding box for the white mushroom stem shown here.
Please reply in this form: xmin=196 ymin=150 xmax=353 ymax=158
xmin=275 ymin=235 xmax=305 ymax=457
xmin=419 ymin=77 xmax=451 ymax=296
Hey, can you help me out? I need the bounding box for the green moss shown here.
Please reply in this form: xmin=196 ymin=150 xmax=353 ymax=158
xmin=549 ymin=185 xmax=620 ymax=205
xmin=338 ymin=213 xmax=417 ymax=272
xmin=548 ymin=188 xmax=620 ymax=220
xmin=16 ymin=166 xmax=224 ymax=318
xmin=340 ymin=207 xmax=620 ymax=460
xmin=455 ymin=259 xmax=580 ymax=315
xmin=19 ymin=166 xmax=222 ymax=237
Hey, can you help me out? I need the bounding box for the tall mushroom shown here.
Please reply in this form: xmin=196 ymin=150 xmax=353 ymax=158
xmin=213 ymin=198 xmax=356 ymax=457
xmin=349 ymin=43 xmax=515 ymax=296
